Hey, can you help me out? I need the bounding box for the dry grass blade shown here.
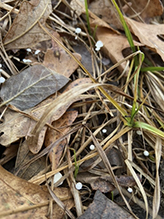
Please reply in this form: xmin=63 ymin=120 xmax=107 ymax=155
xmin=145 ymin=71 xmax=164 ymax=112
xmin=125 ymin=159 xmax=149 ymax=219
xmin=88 ymin=128 xmax=138 ymax=218
xmin=153 ymin=137 xmax=162 ymax=219
xmin=29 ymin=126 xmax=131 ymax=185
xmin=67 ymin=149 xmax=83 ymax=217
xmin=130 ymin=162 xmax=155 ymax=187
xmin=128 ymin=130 xmax=133 ymax=162
xmin=122 ymin=188 xmax=163 ymax=219
xmin=46 ymin=184 xmax=76 ymax=219
xmin=103 ymin=126 xmax=132 ymax=150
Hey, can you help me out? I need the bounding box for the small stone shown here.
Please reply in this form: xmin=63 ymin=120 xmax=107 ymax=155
xmin=0 ymin=77 xmax=5 ymax=83
xmin=53 ymin=172 xmax=63 ymax=186
xmin=127 ymin=187 xmax=133 ymax=193
xmin=102 ymin=128 xmax=107 ymax=134
xmin=89 ymin=144 xmax=95 ymax=150
xmin=143 ymin=150 xmax=149 ymax=157
xmin=22 ymin=59 xmax=32 ymax=64
xmin=75 ymin=27 xmax=81 ymax=34
xmin=136 ymin=130 xmax=142 ymax=135
xmin=75 ymin=182 xmax=82 ymax=190
xmin=34 ymin=50 xmax=40 ymax=55
xmin=26 ymin=48 xmax=31 ymax=52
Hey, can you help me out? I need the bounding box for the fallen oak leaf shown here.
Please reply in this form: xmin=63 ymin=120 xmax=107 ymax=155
xmin=89 ymin=0 xmax=163 ymax=30
xmin=123 ymin=0 xmax=163 ymax=22
xmin=125 ymin=16 xmax=164 ymax=62
xmin=0 ymin=64 xmax=69 ymax=110
xmin=95 ymin=27 xmax=142 ymax=73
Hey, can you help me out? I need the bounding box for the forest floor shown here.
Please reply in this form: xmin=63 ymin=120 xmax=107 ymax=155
xmin=0 ymin=0 xmax=164 ymax=219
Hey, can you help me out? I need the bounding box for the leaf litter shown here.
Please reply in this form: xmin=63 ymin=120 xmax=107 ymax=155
xmin=0 ymin=0 xmax=164 ymax=219
xmin=3 ymin=0 xmax=52 ymax=50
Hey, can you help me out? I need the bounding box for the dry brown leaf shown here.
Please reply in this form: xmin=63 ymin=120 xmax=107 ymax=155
xmin=43 ymin=48 xmax=81 ymax=78
xmin=63 ymin=78 xmax=92 ymax=92
xmin=89 ymin=0 xmax=122 ymax=29
xmin=89 ymin=0 xmax=163 ymax=29
xmin=101 ymin=174 xmax=139 ymax=188
xmin=78 ymin=190 xmax=135 ymax=219
xmin=3 ymin=0 xmax=52 ymax=50
xmin=70 ymin=0 xmax=119 ymax=32
xmin=95 ymin=27 xmax=142 ymax=73
xmin=123 ymin=0 xmax=163 ymax=22
xmin=15 ymin=145 xmax=47 ymax=181
xmin=0 ymin=166 xmax=73 ymax=219
xmin=45 ymin=110 xmax=78 ymax=170
xmin=0 ymin=144 xmax=18 ymax=165
xmin=125 ymin=16 xmax=164 ymax=61
xmin=0 ymin=93 xmax=57 ymax=146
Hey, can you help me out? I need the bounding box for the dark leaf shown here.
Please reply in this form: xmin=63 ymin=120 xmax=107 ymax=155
xmin=0 ymin=64 xmax=69 ymax=110
xmin=78 ymin=190 xmax=135 ymax=219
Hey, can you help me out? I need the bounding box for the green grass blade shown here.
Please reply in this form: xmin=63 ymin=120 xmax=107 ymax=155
xmin=110 ymin=0 xmax=135 ymax=52
xmin=130 ymin=52 xmax=145 ymax=123
xmin=84 ymin=0 xmax=91 ymax=35
xmin=134 ymin=121 xmax=164 ymax=138
xmin=141 ymin=66 xmax=164 ymax=72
